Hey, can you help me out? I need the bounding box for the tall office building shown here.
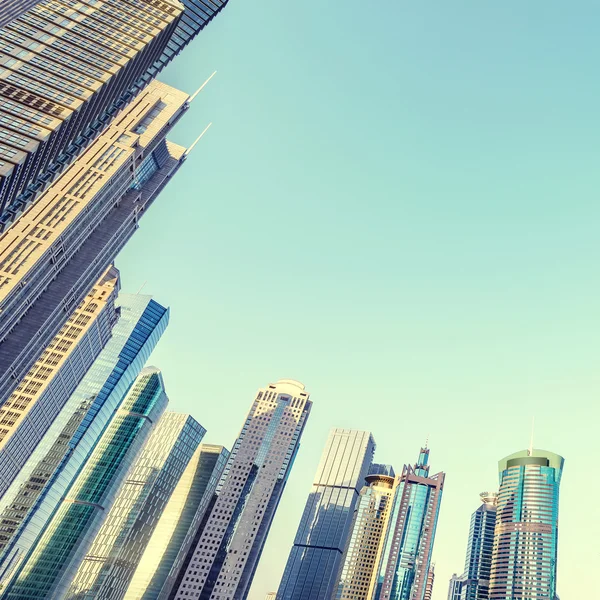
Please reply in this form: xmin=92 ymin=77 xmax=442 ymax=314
xmin=335 ymin=465 xmax=396 ymax=600
xmin=423 ymin=565 xmax=435 ymax=600
xmin=171 ymin=379 xmax=312 ymax=600
xmin=447 ymin=575 xmax=463 ymax=600
xmin=0 ymin=266 xmax=119 ymax=502
xmin=0 ymin=0 xmax=184 ymax=222
xmin=124 ymin=444 xmax=229 ymax=600
xmin=488 ymin=449 xmax=564 ymax=600
xmin=0 ymin=293 xmax=169 ymax=591
xmin=459 ymin=493 xmax=498 ymax=600
xmin=373 ymin=448 xmax=445 ymax=600
xmin=0 ymin=79 xmax=192 ymax=409
xmin=5 ymin=367 xmax=169 ymax=600
xmin=67 ymin=412 xmax=207 ymax=600
xmin=278 ymin=429 xmax=376 ymax=600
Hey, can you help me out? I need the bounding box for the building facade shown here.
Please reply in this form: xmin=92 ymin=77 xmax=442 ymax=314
xmin=278 ymin=429 xmax=375 ymax=600
xmin=5 ymin=367 xmax=169 ymax=600
xmin=335 ymin=465 xmax=396 ymax=600
xmin=0 ymin=79 xmax=191 ymax=410
xmin=171 ymin=379 xmax=312 ymax=600
xmin=488 ymin=449 xmax=564 ymax=600
xmin=0 ymin=294 xmax=169 ymax=592
xmin=423 ymin=564 xmax=435 ymax=600
xmin=124 ymin=444 xmax=230 ymax=600
xmin=373 ymin=448 xmax=445 ymax=600
xmin=447 ymin=575 xmax=463 ymax=600
xmin=67 ymin=412 xmax=207 ymax=600
xmin=460 ymin=493 xmax=497 ymax=600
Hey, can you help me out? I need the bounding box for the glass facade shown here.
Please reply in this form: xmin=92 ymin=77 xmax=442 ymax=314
xmin=488 ymin=449 xmax=564 ymax=600
xmin=4 ymin=367 xmax=169 ymax=600
xmin=124 ymin=444 xmax=230 ymax=600
xmin=278 ymin=429 xmax=376 ymax=600
xmin=373 ymin=448 xmax=444 ymax=600
xmin=172 ymin=379 xmax=312 ymax=600
xmin=0 ymin=294 xmax=169 ymax=592
xmin=335 ymin=466 xmax=396 ymax=600
xmin=67 ymin=412 xmax=206 ymax=600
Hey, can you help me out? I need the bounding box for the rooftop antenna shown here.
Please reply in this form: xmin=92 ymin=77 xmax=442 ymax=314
xmin=189 ymin=71 xmax=217 ymax=103
xmin=528 ymin=417 xmax=535 ymax=457
xmin=183 ymin=123 xmax=212 ymax=158
xmin=136 ymin=281 xmax=147 ymax=295
xmin=425 ymin=433 xmax=429 ymax=449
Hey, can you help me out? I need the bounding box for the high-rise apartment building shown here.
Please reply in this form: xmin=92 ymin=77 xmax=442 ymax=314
xmin=171 ymin=379 xmax=312 ymax=600
xmin=124 ymin=444 xmax=229 ymax=600
xmin=459 ymin=493 xmax=498 ymax=600
xmin=424 ymin=565 xmax=435 ymax=600
xmin=0 ymin=1 xmax=39 ymax=29
xmin=0 ymin=265 xmax=119 ymax=502
xmin=373 ymin=448 xmax=445 ymax=600
xmin=5 ymin=367 xmax=169 ymax=600
xmin=335 ymin=465 xmax=396 ymax=600
xmin=67 ymin=412 xmax=207 ymax=600
xmin=0 ymin=79 xmax=191 ymax=409
xmin=0 ymin=293 xmax=169 ymax=591
xmin=488 ymin=449 xmax=564 ymax=600
xmin=0 ymin=0 xmax=184 ymax=223
xmin=278 ymin=429 xmax=375 ymax=600
xmin=447 ymin=575 xmax=464 ymax=600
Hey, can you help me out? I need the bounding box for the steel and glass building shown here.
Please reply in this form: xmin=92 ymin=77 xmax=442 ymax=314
xmin=171 ymin=379 xmax=312 ymax=600
xmin=0 ymin=293 xmax=169 ymax=592
xmin=335 ymin=464 xmax=396 ymax=600
xmin=459 ymin=492 xmax=497 ymax=600
xmin=278 ymin=429 xmax=375 ymax=600
xmin=0 ymin=0 xmax=184 ymax=223
xmin=67 ymin=412 xmax=207 ymax=600
xmin=5 ymin=367 xmax=169 ymax=600
xmin=373 ymin=448 xmax=445 ymax=600
xmin=488 ymin=449 xmax=564 ymax=600
xmin=0 ymin=79 xmax=191 ymax=410
xmin=123 ymin=444 xmax=229 ymax=600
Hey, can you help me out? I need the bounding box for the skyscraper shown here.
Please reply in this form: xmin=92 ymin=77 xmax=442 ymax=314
xmin=278 ymin=429 xmax=376 ymax=600
xmin=0 ymin=79 xmax=192 ymax=409
xmin=124 ymin=444 xmax=229 ymax=600
xmin=335 ymin=465 xmax=396 ymax=600
xmin=67 ymin=412 xmax=207 ymax=600
xmin=0 ymin=293 xmax=169 ymax=591
xmin=459 ymin=492 xmax=498 ymax=600
xmin=5 ymin=367 xmax=169 ymax=600
xmin=171 ymin=379 xmax=312 ymax=600
xmin=447 ymin=575 xmax=463 ymax=600
xmin=373 ymin=448 xmax=445 ymax=600
xmin=0 ymin=1 xmax=39 ymax=29
xmin=488 ymin=449 xmax=564 ymax=600
xmin=423 ymin=564 xmax=435 ymax=600
xmin=0 ymin=0 xmax=184 ymax=222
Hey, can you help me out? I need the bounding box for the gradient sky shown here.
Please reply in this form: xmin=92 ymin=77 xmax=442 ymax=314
xmin=116 ymin=2 xmax=598 ymax=598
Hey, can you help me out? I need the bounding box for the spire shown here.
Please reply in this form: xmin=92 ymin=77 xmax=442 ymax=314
xmin=189 ymin=71 xmax=217 ymax=103
xmin=183 ymin=123 xmax=212 ymax=159
xmin=415 ymin=446 xmax=430 ymax=477
xmin=528 ymin=417 xmax=535 ymax=457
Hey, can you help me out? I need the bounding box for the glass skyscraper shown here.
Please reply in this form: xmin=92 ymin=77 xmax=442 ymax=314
xmin=373 ymin=448 xmax=445 ymax=600
xmin=459 ymin=492 xmax=498 ymax=600
xmin=171 ymin=379 xmax=312 ymax=600
xmin=335 ymin=464 xmax=396 ymax=600
xmin=0 ymin=293 xmax=169 ymax=592
xmin=488 ymin=449 xmax=564 ymax=600
xmin=124 ymin=444 xmax=230 ymax=600
xmin=4 ymin=367 xmax=169 ymax=600
xmin=67 ymin=412 xmax=207 ymax=600
xmin=278 ymin=429 xmax=376 ymax=600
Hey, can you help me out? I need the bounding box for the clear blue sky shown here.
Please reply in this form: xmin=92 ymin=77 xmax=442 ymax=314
xmin=117 ymin=2 xmax=597 ymax=597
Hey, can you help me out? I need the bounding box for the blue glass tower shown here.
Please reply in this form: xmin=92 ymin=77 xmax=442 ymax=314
xmin=374 ymin=448 xmax=445 ymax=600
xmin=0 ymin=294 xmax=169 ymax=592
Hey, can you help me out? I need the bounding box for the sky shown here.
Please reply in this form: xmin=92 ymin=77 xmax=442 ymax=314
xmin=116 ymin=2 xmax=599 ymax=598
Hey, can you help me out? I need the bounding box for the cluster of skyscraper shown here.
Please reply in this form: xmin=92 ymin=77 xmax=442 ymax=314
xmin=0 ymin=3 xmax=566 ymax=600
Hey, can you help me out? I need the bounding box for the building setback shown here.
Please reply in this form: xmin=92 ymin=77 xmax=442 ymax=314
xmin=0 ymin=79 xmax=192 ymax=410
xmin=488 ymin=449 xmax=564 ymax=600
xmin=123 ymin=444 xmax=230 ymax=600
xmin=67 ymin=412 xmax=207 ymax=600
xmin=5 ymin=367 xmax=169 ymax=600
xmin=278 ymin=429 xmax=375 ymax=600
xmin=0 ymin=294 xmax=169 ymax=591
xmin=171 ymin=379 xmax=312 ymax=600
xmin=373 ymin=448 xmax=445 ymax=600
xmin=335 ymin=464 xmax=396 ymax=600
